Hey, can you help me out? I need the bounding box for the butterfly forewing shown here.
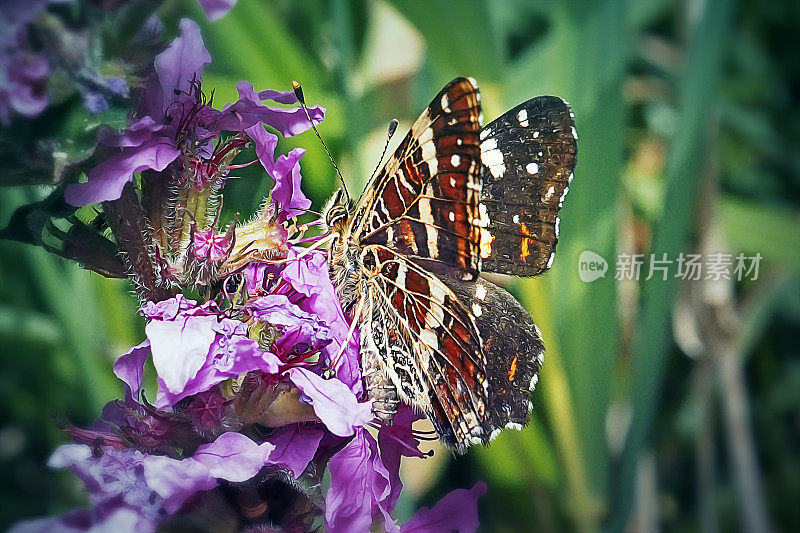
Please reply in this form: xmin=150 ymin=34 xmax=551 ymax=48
xmin=354 ymin=78 xmax=484 ymax=280
xmin=479 ymin=96 xmax=577 ymax=276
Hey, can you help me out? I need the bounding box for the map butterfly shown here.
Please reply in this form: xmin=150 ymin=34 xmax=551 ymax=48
xmin=323 ymin=78 xmax=576 ymax=451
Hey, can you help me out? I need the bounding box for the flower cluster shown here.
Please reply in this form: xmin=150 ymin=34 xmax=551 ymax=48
xmin=0 ymin=1 xmax=56 ymax=125
xmin=10 ymin=17 xmax=485 ymax=533
xmin=0 ymin=0 xmax=238 ymax=125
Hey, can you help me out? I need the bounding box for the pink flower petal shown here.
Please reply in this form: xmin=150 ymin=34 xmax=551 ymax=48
xmin=266 ymin=425 xmax=324 ymax=478
xmin=400 ymin=482 xmax=487 ymax=533
xmin=286 ymin=367 xmax=372 ymax=437
xmin=154 ymin=19 xmax=211 ymax=115
xmin=145 ymin=315 xmax=217 ymax=394
xmin=64 ymin=137 xmax=179 ymax=206
xmin=193 ymin=432 xmax=274 ymax=483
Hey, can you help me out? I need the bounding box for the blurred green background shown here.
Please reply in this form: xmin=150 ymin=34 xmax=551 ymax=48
xmin=1 ymin=0 xmax=799 ymax=531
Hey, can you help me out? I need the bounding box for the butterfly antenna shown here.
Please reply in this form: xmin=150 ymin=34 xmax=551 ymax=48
xmin=292 ymin=80 xmax=350 ymax=205
xmin=368 ymin=118 xmax=398 ymax=187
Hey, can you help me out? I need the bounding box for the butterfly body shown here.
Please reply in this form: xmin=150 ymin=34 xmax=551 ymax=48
xmin=324 ymin=78 xmax=576 ymax=452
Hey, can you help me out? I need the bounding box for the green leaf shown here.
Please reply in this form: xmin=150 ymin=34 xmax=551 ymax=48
xmin=720 ymin=197 xmax=800 ymax=271
xmin=606 ymin=1 xmax=735 ymax=530
xmin=386 ymin=0 xmax=506 ymax=82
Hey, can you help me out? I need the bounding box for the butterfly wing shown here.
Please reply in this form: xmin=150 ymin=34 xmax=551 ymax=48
xmin=439 ymin=275 xmax=544 ymax=436
xmin=479 ymin=96 xmax=577 ymax=275
xmin=360 ymin=245 xmax=489 ymax=451
xmin=352 ymin=77 xmax=484 ymax=280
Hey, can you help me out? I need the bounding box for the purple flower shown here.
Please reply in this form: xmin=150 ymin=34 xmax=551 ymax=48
xmin=281 ymin=250 xmax=362 ymax=394
xmin=184 ymin=389 xmax=229 ymax=432
xmin=270 ymin=147 xmax=312 ymax=222
xmin=197 ymin=0 xmax=238 ymax=21
xmin=150 ymin=18 xmax=212 ymax=119
xmin=265 ymin=424 xmax=324 ymax=478
xmin=400 ymin=482 xmax=487 ymax=533
xmin=243 ymin=262 xmax=269 ymax=294
xmin=326 ymin=426 xmax=487 ymax=533
xmin=32 ymin=431 xmax=276 ymax=530
xmin=191 ymin=431 xmax=274 ymax=483
xmin=325 ymin=429 xmax=396 ymax=533
xmin=378 ymin=405 xmax=428 ymax=509
xmin=139 ymin=296 xmax=280 ymax=408
xmin=65 ymin=134 xmax=181 ymax=206
xmin=64 ymin=20 xmax=326 ymax=207
xmin=285 ymin=367 xmax=372 ymax=437
xmin=245 ymin=293 xmax=333 ymax=357
xmin=0 ymin=50 xmax=51 ymax=125
xmin=216 ymin=81 xmax=325 ymax=137
xmin=112 ymin=340 xmax=150 ymax=399
xmin=47 ymin=445 xmax=166 ymax=524
xmin=190 ymin=227 xmax=230 ymax=261
xmin=0 ymin=2 xmax=53 ymax=124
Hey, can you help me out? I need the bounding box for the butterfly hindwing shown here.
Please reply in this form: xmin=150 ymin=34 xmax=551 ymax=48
xmin=354 ymin=77 xmax=484 ymax=280
xmin=362 ymin=245 xmax=489 ymax=450
xmin=479 ymin=96 xmax=577 ymax=276
xmin=439 ymin=275 xmax=544 ymax=436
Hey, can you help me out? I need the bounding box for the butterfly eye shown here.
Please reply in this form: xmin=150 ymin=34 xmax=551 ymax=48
xmin=324 ymin=189 xmax=349 ymax=227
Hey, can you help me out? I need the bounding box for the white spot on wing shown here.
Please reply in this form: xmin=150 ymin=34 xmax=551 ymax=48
xmin=571 ymin=126 xmax=579 ymax=139
xmin=475 ymin=285 xmax=487 ymax=300
xmin=430 ymin=282 xmax=446 ymax=303
xmin=450 ymin=154 xmax=461 ymax=167
xmin=478 ymin=203 xmax=494 ymax=258
xmin=481 ymin=138 xmax=506 ymax=178
xmin=517 ymin=109 xmax=528 ymax=127
xmin=418 ymin=198 xmax=438 ymax=259
xmin=472 ymin=303 xmax=483 ymax=317
xmin=441 ymin=93 xmax=450 ymax=112
xmin=419 ymin=329 xmax=438 ymax=350
xmin=448 ymin=211 xmax=455 ymax=222
xmin=533 ymin=131 xmax=539 ymax=138
xmin=559 ymin=185 xmax=570 ymax=207
xmin=418 ymin=127 xmax=438 ymax=176
xmin=513 ymin=214 xmax=520 ymax=223
xmin=395 ymin=262 xmax=407 ymax=289
xmin=526 ymin=162 xmax=539 ymax=174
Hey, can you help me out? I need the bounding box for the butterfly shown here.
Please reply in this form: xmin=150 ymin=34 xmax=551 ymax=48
xmin=323 ymin=77 xmax=576 ymax=452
